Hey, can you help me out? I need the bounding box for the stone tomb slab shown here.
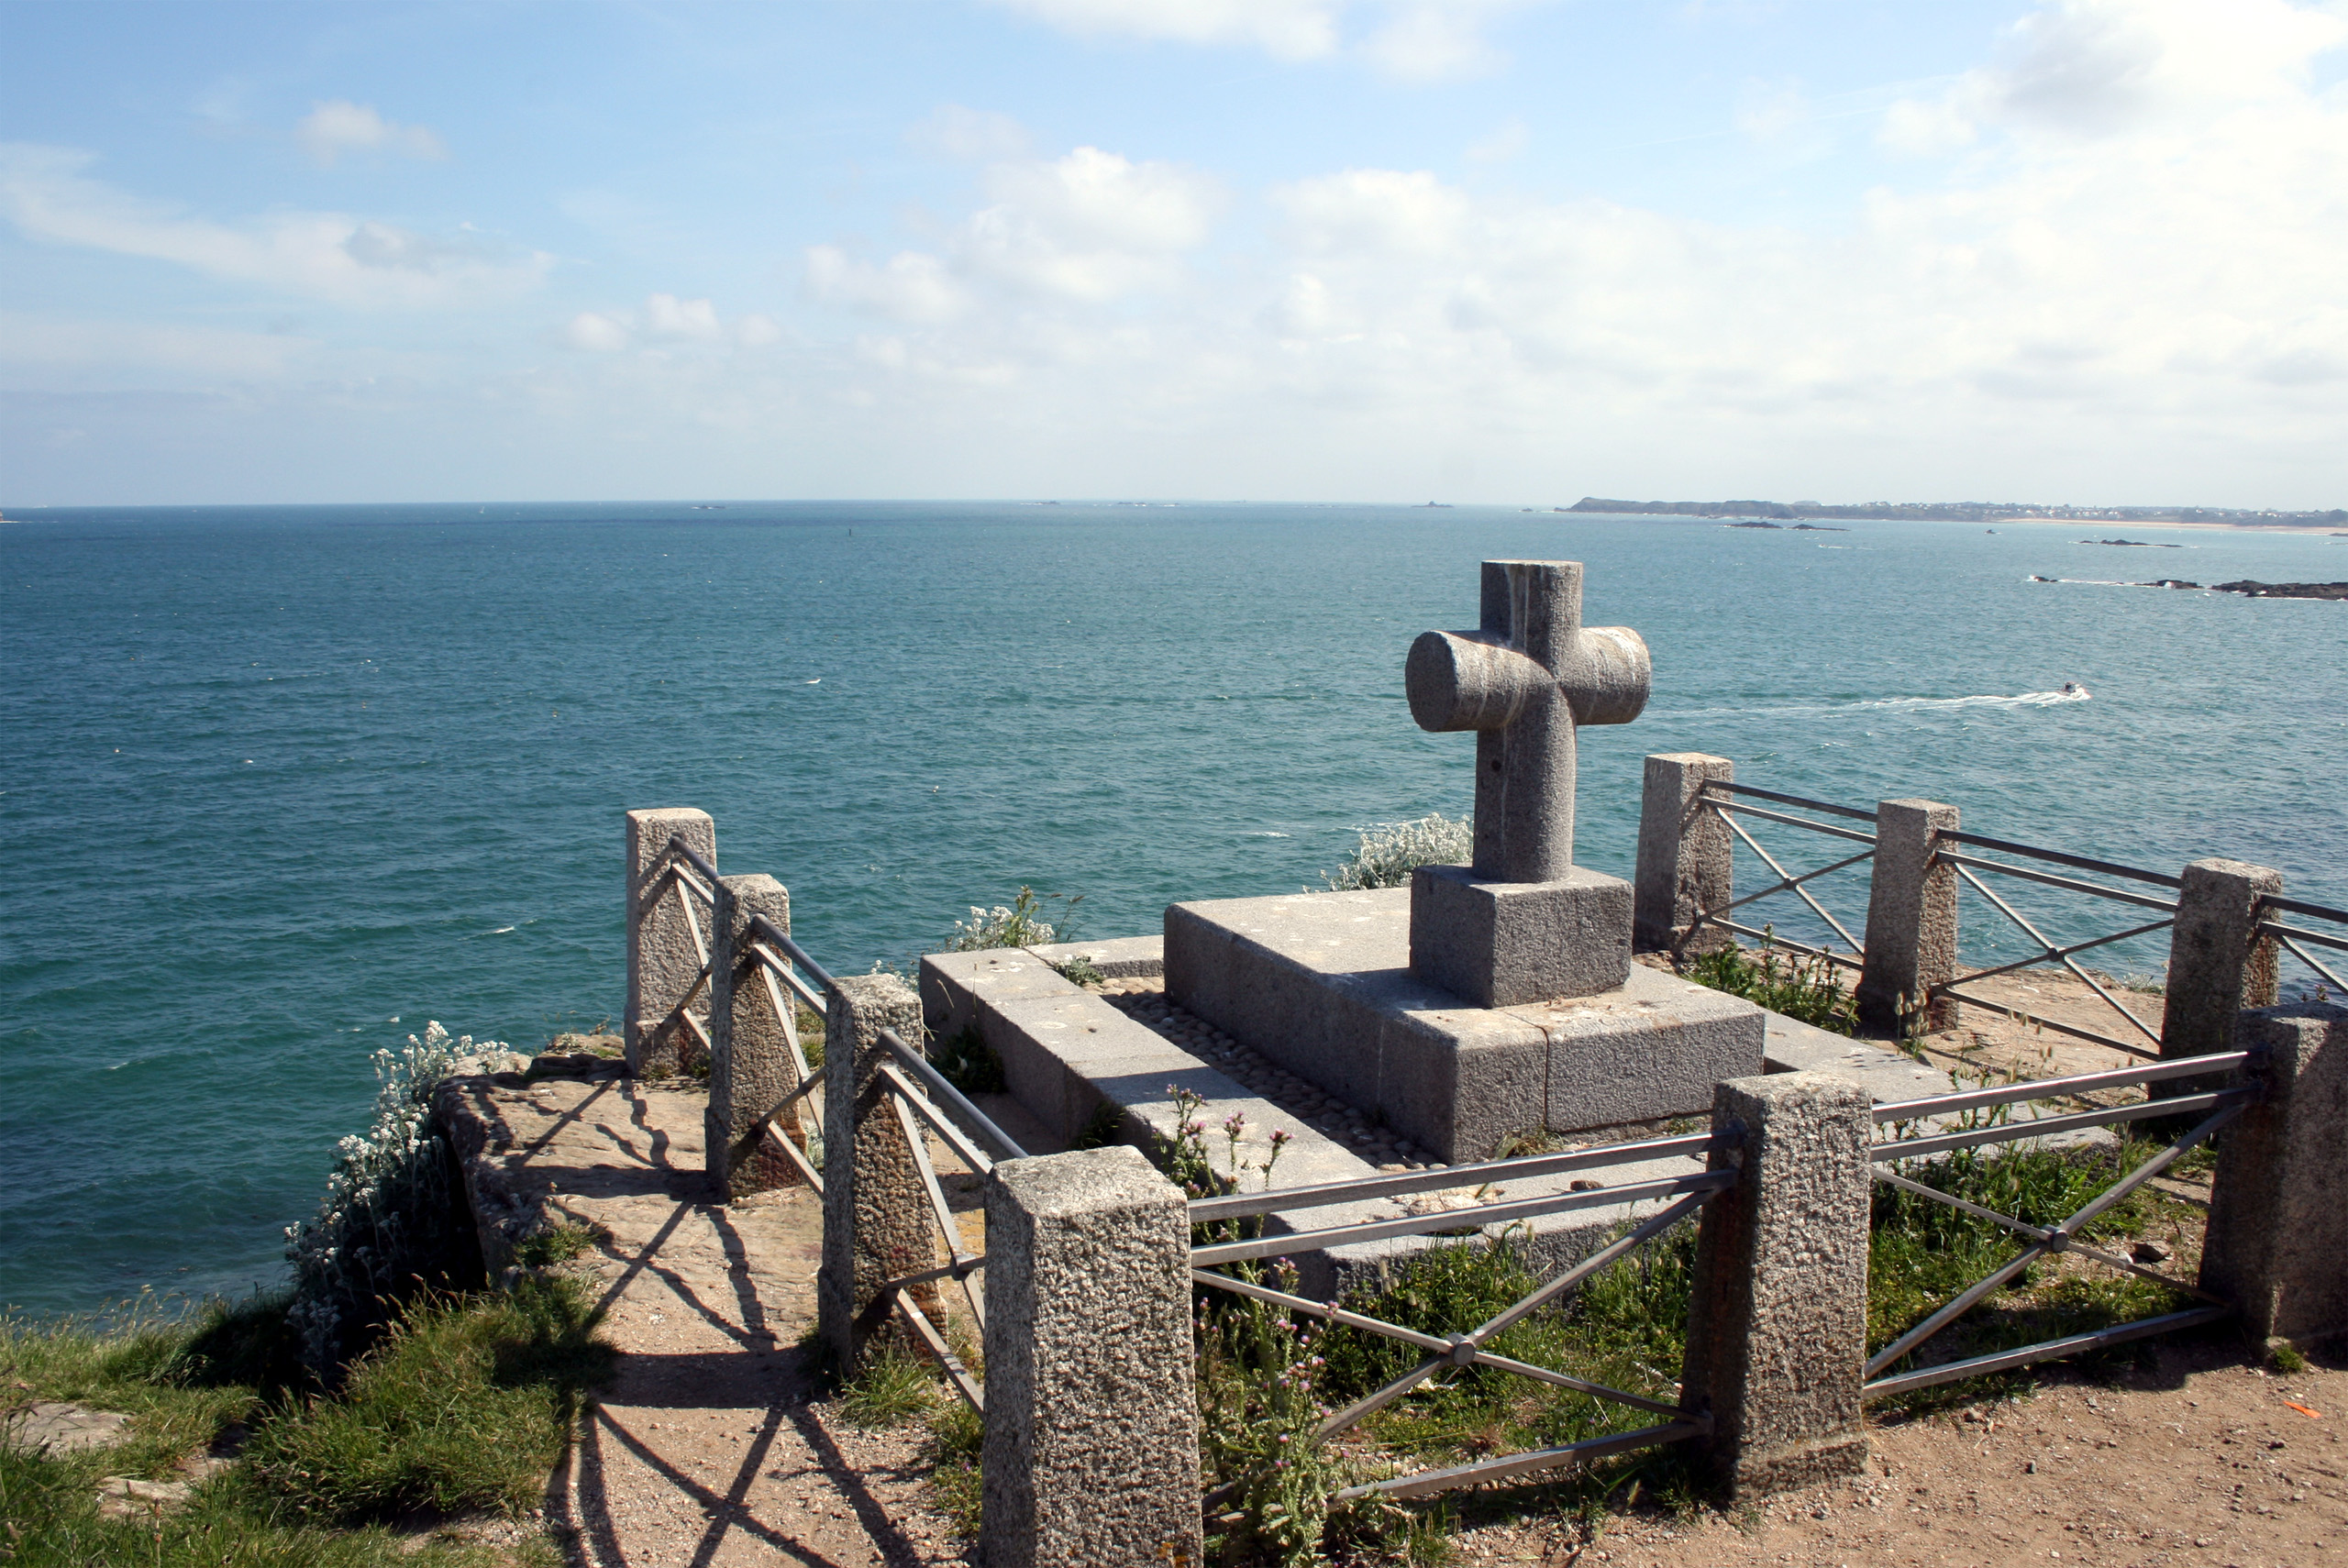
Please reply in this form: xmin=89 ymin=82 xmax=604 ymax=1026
xmin=1165 ymin=886 xmax=1764 ymax=1163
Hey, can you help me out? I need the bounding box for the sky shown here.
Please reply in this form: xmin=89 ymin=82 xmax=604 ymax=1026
xmin=2 ymin=0 xmax=2345 ymax=508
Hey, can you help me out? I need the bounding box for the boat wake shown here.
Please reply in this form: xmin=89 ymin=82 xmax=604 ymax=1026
xmin=1662 ymin=689 xmax=2090 ymax=720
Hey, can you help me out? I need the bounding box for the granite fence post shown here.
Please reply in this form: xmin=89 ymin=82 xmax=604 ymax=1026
xmin=1634 ymin=752 xmax=1735 ymax=955
xmin=980 ymin=1145 xmax=1201 ymax=1568
xmin=1680 ymin=1071 xmax=1873 ymax=1497
xmin=2198 ymin=1000 xmax=2348 ymax=1350
xmin=706 ymin=874 xmax=803 ymax=1201
xmin=1857 ymin=799 xmax=1959 ymax=1035
xmin=816 ymin=971 xmax=936 ymax=1370
xmin=626 ymin=807 xmax=714 ymax=1077
xmin=2160 ymin=858 xmax=2285 ymax=1063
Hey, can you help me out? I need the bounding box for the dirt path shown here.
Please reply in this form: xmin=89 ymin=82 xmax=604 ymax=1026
xmin=1434 ymin=1342 xmax=2345 ymax=1568
xmin=442 ymin=1062 xmax=968 ymax=1566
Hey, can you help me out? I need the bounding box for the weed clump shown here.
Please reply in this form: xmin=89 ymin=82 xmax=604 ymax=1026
xmin=947 ymin=886 xmax=1083 ymax=951
xmin=1321 ymin=814 xmax=1473 ymax=892
xmin=930 ymin=1025 xmax=1006 ymax=1096
xmin=1681 ymin=938 xmax=1857 ymax=1035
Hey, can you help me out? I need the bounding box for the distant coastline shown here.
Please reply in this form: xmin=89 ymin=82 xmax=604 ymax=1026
xmin=1566 ymin=496 xmax=2348 ymax=531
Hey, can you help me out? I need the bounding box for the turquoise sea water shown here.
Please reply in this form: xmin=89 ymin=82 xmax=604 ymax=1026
xmin=3 ymin=502 xmax=2343 ymax=1316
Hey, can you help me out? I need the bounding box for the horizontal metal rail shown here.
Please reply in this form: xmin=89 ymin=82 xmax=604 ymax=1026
xmin=1702 ymin=917 xmax=1866 ymax=972
xmin=1936 ymin=851 xmax=2179 ymax=915
xmin=748 ymin=941 xmax=828 ymax=1012
xmin=1187 ymin=1131 xmax=1720 ymax=1222
xmin=1706 ymin=799 xmax=1880 ymax=847
xmin=1706 ymin=781 xmax=1879 ymax=823
xmin=880 ymin=1255 xmax=987 ymax=1295
xmin=1933 ymin=986 xmax=2160 ymax=1060
xmin=874 ymin=1028 xmax=1029 ymax=1164
xmin=748 ymin=913 xmax=840 ymax=999
xmin=1933 ymin=829 xmax=2183 ymax=890
xmin=1870 ymin=1089 xmax=2247 ymax=1162
xmin=2260 ymin=919 xmax=2348 ymax=956
xmin=876 ymin=1062 xmax=999 ymax=1176
xmin=1872 ymin=1051 xmax=2253 ymax=1123
xmin=2263 ymin=892 xmax=2348 ymax=925
xmin=1327 ymin=1420 xmax=1706 ymax=1502
xmin=1189 ymin=1172 xmax=1734 ymax=1267
xmin=663 ymin=834 xmax=721 ymax=890
xmin=1863 ymin=1308 xmax=2230 ymax=1400
xmin=2273 ymin=933 xmax=2345 ymax=996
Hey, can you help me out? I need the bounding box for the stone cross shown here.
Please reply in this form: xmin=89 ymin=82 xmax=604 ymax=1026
xmin=1405 ymin=560 xmax=1651 ymax=882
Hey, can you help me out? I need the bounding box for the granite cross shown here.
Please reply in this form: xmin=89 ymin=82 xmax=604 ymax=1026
xmin=1405 ymin=560 xmax=1652 ymax=884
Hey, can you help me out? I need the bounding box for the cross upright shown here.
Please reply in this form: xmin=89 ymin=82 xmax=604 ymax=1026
xmin=1406 ymin=560 xmax=1652 ymax=882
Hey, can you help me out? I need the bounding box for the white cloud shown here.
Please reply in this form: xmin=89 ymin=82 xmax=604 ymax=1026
xmin=1880 ymin=0 xmax=2348 ymax=151
xmin=0 ymin=310 xmax=318 ymax=376
xmin=991 ymin=0 xmax=1534 ymax=79
xmin=0 ymin=143 xmax=548 ymax=308
xmin=296 ymin=101 xmax=447 ymax=167
xmin=906 ymin=105 xmax=1033 ymax=162
xmin=646 ymin=293 xmax=723 ymax=340
xmin=1734 ymin=78 xmax=1812 ymax=141
xmin=806 ymin=246 xmax=971 ymax=322
xmin=770 ymin=0 xmax=2348 ymax=502
xmin=565 ymin=311 xmax=632 ymax=351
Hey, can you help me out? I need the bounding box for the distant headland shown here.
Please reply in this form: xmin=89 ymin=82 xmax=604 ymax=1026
xmin=1566 ymin=497 xmax=2348 ymax=530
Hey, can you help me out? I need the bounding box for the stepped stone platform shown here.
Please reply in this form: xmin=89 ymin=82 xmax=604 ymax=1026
xmin=1164 ymin=886 xmax=1766 ymax=1162
xmin=920 ymin=931 xmax=1961 ymax=1298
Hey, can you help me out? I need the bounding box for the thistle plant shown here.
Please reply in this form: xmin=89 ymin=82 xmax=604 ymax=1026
xmin=283 ymin=1021 xmax=503 ymax=1378
xmin=1320 ymin=812 xmax=1473 ymax=891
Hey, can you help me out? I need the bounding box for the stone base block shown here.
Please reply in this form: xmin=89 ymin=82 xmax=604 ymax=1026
xmin=1167 ymin=887 xmax=1764 ymax=1163
xmin=1411 ymin=864 xmax=1633 ymax=1008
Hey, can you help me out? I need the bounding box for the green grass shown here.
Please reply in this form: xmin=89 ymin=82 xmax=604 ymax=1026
xmin=0 ymin=1277 xmax=610 ymax=1564
xmin=1681 ymin=939 xmax=1857 ymax=1034
xmin=1184 ymin=1132 xmax=2206 ymax=1559
xmin=929 ymin=1024 xmax=1005 ymax=1096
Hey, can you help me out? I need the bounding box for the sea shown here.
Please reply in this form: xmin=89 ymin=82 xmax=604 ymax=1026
xmin=3 ymin=502 xmax=2342 ymax=1319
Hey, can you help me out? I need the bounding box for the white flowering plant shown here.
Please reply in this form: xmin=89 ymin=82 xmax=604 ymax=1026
xmin=945 ymin=886 xmax=1082 ymax=951
xmin=283 ymin=1021 xmax=499 ymax=1377
xmin=1320 ymin=812 xmax=1473 ymax=891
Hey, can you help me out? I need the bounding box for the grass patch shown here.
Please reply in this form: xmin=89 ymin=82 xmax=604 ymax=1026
xmin=239 ymin=1275 xmax=612 ymax=1523
xmin=1191 ymin=1132 xmax=2202 ymax=1557
xmin=0 ymin=1278 xmax=603 ymax=1563
xmin=929 ymin=1025 xmax=1006 ymax=1097
xmin=513 ymin=1222 xmax=605 ymax=1270
xmin=1680 ymin=938 xmax=1856 ymax=1034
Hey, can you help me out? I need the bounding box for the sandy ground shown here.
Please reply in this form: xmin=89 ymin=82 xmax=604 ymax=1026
xmin=1429 ymin=1344 xmax=2345 ymax=1568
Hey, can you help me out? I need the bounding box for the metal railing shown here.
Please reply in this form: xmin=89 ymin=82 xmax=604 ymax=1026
xmin=1681 ymin=782 xmax=1876 ymax=969
xmin=1931 ymin=830 xmax=2179 ymax=1060
xmin=639 ymin=835 xmax=724 ymax=1065
xmin=2256 ymin=891 xmax=2348 ymax=1002
xmin=1190 ymin=1131 xmax=1732 ymax=1503
xmin=1860 ymin=1052 xmax=2259 ymax=1399
xmin=733 ymin=887 xmax=1027 ymax=1418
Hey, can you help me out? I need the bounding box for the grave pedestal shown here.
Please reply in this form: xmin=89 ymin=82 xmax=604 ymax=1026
xmin=1410 ymin=863 xmax=1632 ymax=1007
xmin=1166 ymin=886 xmax=1764 ymax=1163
